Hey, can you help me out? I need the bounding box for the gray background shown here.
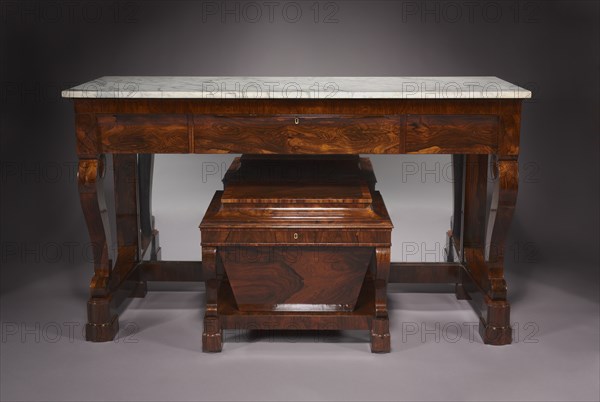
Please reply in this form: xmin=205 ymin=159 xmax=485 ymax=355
xmin=1 ymin=1 xmax=598 ymax=401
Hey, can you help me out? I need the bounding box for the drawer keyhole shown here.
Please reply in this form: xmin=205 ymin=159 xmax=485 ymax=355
xmin=294 ymin=117 xmax=299 ymax=125
xmin=293 ymin=232 xmax=299 ymax=240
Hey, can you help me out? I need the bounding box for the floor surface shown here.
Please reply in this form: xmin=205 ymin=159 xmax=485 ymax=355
xmin=1 ymin=263 xmax=598 ymax=402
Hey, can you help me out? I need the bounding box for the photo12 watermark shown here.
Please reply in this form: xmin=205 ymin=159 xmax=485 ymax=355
xmin=0 ymin=240 xmax=122 ymax=265
xmin=398 ymin=0 xmax=542 ymax=24
xmin=399 ymin=241 xmax=539 ymax=263
xmin=399 ymin=158 xmax=541 ymax=184
xmin=0 ymin=1 xmax=140 ymax=24
xmin=1 ymin=321 xmax=140 ymax=344
xmin=1 ymin=81 xmax=85 ymax=105
xmin=200 ymin=1 xmax=340 ymax=24
xmin=400 ymin=321 xmax=540 ymax=344
xmin=203 ymin=320 xmax=540 ymax=344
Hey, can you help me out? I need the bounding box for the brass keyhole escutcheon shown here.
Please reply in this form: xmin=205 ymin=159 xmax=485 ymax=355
xmin=294 ymin=117 xmax=299 ymax=125
xmin=293 ymin=232 xmax=299 ymax=240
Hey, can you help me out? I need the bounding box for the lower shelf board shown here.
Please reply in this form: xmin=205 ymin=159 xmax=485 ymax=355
xmin=217 ymin=278 xmax=375 ymax=331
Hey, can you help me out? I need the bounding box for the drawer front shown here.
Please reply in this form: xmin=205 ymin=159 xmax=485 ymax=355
xmin=97 ymin=114 xmax=189 ymax=153
xmin=225 ymin=230 xmax=318 ymax=245
xmin=94 ymin=113 xmax=499 ymax=154
xmin=406 ymin=114 xmax=498 ymax=154
xmin=201 ymin=229 xmax=390 ymax=246
xmin=194 ymin=114 xmax=402 ymax=154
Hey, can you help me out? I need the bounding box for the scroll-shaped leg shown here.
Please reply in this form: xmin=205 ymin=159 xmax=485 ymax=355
xmin=458 ymin=155 xmax=517 ymax=344
xmin=463 ymin=155 xmax=489 ymax=250
xmin=448 ymin=155 xmax=471 ymax=300
xmin=479 ymin=156 xmax=518 ymax=345
xmin=138 ymin=154 xmax=161 ymax=261
xmin=202 ymin=246 xmax=222 ymax=352
xmin=458 ymin=155 xmax=489 ymax=304
xmin=78 ymin=156 xmax=118 ymax=341
xmin=447 ymin=154 xmax=465 ymax=263
xmin=453 ymin=155 xmax=488 ymax=300
xmin=112 ymin=154 xmax=145 ymax=298
xmin=371 ymin=247 xmax=391 ymax=353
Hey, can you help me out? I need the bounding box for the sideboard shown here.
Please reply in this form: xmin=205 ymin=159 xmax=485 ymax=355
xmin=62 ymin=76 xmax=531 ymax=348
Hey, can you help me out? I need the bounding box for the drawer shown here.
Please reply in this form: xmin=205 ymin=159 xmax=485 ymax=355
xmin=225 ymin=230 xmax=318 ymax=245
xmin=97 ymin=114 xmax=189 ymax=153
xmin=406 ymin=114 xmax=498 ymax=154
xmin=194 ymin=114 xmax=402 ymax=154
xmin=201 ymin=229 xmax=390 ymax=246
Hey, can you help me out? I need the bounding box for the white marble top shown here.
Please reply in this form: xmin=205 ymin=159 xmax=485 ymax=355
xmin=61 ymin=76 xmax=531 ymax=99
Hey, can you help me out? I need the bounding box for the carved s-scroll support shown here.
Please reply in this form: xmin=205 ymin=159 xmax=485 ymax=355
xmin=447 ymin=154 xmax=465 ymax=263
xmin=454 ymin=154 xmax=488 ymax=300
xmin=78 ymin=156 xmax=119 ymax=341
xmin=478 ymin=156 xmax=518 ymax=345
xmin=463 ymin=154 xmax=489 ymax=250
xmin=138 ymin=154 xmax=161 ymax=260
xmin=455 ymin=154 xmax=518 ymax=345
xmin=112 ymin=154 xmax=148 ymax=298
xmin=78 ymin=157 xmax=112 ymax=297
xmin=484 ymin=156 xmax=519 ymax=300
xmin=371 ymin=247 xmax=391 ymax=353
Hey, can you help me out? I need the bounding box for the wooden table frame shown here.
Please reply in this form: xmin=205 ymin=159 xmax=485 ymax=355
xmin=71 ymin=98 xmax=522 ymax=346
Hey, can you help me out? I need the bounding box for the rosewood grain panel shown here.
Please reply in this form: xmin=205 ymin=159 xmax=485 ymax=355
xmin=194 ymin=114 xmax=403 ymax=154
xmin=97 ymin=114 xmax=189 ymax=153
xmin=406 ymin=114 xmax=498 ymax=154
xmin=220 ymin=246 xmax=372 ymax=312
